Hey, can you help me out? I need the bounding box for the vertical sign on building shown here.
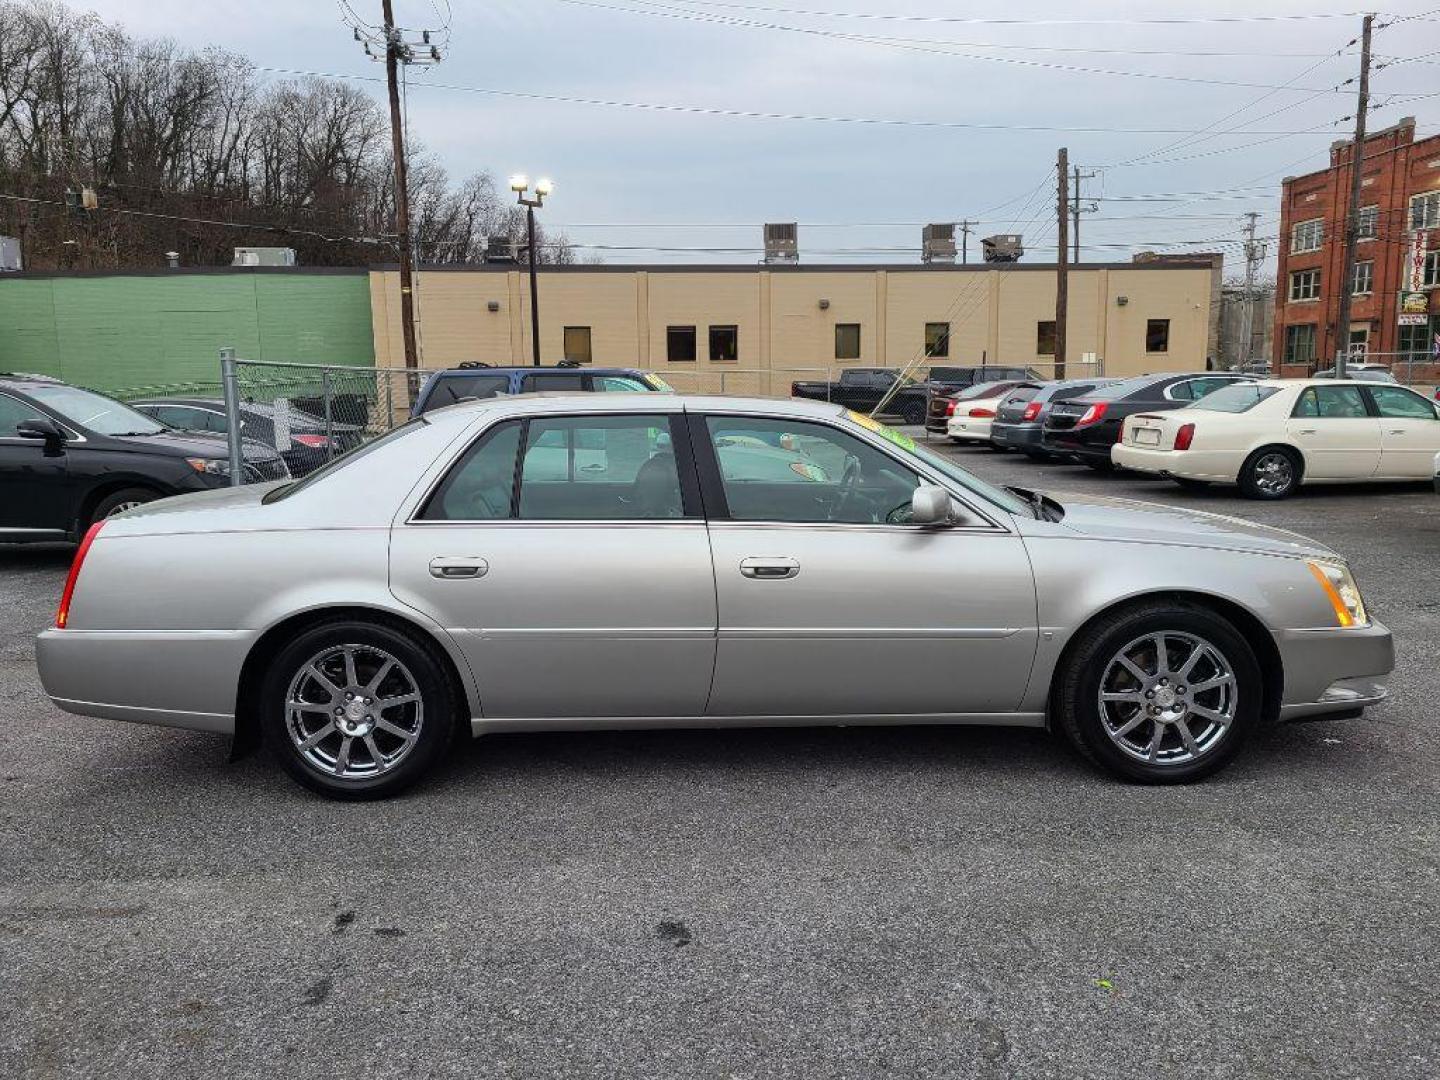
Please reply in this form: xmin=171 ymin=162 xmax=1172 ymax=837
xmin=1398 ymin=229 xmax=1429 ymax=326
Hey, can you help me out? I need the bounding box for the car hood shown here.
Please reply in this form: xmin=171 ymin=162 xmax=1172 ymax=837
xmin=112 ymin=430 xmax=283 ymax=461
xmin=1040 ymin=491 xmax=1336 ymax=559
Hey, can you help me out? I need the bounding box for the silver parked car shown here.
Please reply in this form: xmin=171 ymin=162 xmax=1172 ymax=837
xmin=37 ymin=395 xmax=1393 ymax=799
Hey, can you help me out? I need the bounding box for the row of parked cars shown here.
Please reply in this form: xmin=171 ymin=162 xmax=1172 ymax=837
xmin=924 ymin=369 xmax=1440 ymax=499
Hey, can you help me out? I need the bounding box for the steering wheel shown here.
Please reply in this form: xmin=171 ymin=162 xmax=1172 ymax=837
xmin=827 ymin=454 xmax=863 ymax=522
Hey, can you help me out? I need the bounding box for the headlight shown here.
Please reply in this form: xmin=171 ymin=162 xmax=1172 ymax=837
xmin=185 ymin=456 xmax=230 ymax=477
xmin=1307 ymin=560 xmax=1369 ymax=627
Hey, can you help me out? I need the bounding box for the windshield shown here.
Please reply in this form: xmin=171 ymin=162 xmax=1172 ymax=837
xmin=1189 ymin=384 xmax=1282 ymax=413
xmin=262 ymin=420 xmax=426 ymax=503
xmin=840 ymin=411 xmax=1031 ymax=517
xmin=28 ymin=385 xmax=165 ymax=435
xmin=643 ymin=373 xmax=675 ymax=391
xmin=953 ymin=381 xmax=1011 ymax=401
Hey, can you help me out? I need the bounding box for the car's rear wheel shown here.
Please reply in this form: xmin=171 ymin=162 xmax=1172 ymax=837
xmin=88 ymin=486 xmax=160 ymax=527
xmin=261 ymin=620 xmax=458 ymax=800
xmin=900 ymin=402 xmax=925 ymax=425
xmin=1085 ymin=458 xmax=1115 ymax=473
xmin=1054 ymin=603 xmax=1260 ymax=783
xmin=1238 ymin=446 xmax=1301 ymax=499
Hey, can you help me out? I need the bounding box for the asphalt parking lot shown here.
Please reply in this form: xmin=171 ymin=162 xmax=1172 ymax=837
xmin=3 ymin=441 xmax=1438 ymax=1080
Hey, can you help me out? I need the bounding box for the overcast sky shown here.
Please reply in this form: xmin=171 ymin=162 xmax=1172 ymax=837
xmin=71 ymin=0 xmax=1440 ymax=271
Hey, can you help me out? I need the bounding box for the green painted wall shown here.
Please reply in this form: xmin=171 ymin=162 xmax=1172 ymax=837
xmin=0 ymin=271 xmax=375 ymax=392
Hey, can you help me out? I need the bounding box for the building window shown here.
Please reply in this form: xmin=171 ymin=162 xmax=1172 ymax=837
xmin=1284 ymin=324 xmax=1317 ymax=364
xmin=1398 ymin=319 xmax=1434 ymax=359
xmin=1425 ymin=250 xmax=1440 ymax=289
xmin=1145 ymin=318 xmax=1170 ymax=353
xmin=709 ymin=325 xmax=738 ymax=362
xmin=924 ymin=322 xmax=950 ymax=358
xmin=666 ymin=326 xmax=696 ymax=362
xmin=1036 ymin=320 xmax=1056 ymax=356
xmin=834 ymin=323 xmax=861 ymax=360
xmin=1291 ymin=218 xmax=1324 ymax=253
xmin=1289 ymin=269 xmax=1321 ymax=302
xmin=1356 ymin=205 xmax=1378 ymax=240
xmin=1412 ymin=191 xmax=1440 ymax=232
xmin=1352 ymin=261 xmax=1374 ymax=295
xmin=563 ymin=326 xmax=592 ymax=364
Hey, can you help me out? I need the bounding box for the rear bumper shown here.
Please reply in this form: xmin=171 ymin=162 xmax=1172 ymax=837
xmin=990 ymin=423 xmax=1045 ymax=450
xmin=1276 ymin=620 xmax=1394 ymax=722
xmin=1041 ymin=431 xmax=1111 ymax=463
xmin=1112 ymin=444 xmax=1238 ymax=481
xmin=947 ymin=417 xmax=994 ymax=442
xmin=36 ymin=628 xmax=251 ymax=735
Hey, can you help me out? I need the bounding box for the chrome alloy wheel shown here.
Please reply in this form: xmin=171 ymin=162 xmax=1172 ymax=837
xmin=1097 ymin=631 xmax=1238 ymax=766
xmin=284 ymin=644 xmax=424 ymax=780
xmin=1252 ymin=452 xmax=1295 ymax=496
xmin=105 ymin=500 xmax=146 ymax=516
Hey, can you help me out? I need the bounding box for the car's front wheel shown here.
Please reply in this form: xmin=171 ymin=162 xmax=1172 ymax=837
xmin=88 ymin=486 xmax=161 ymax=528
xmin=261 ymin=620 xmax=458 ymax=800
xmin=1053 ymin=602 xmax=1261 ymax=783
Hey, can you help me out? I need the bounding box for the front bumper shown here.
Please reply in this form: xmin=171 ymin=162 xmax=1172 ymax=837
xmin=37 ymin=628 xmax=251 ymax=735
xmin=1276 ymin=620 xmax=1394 ymax=722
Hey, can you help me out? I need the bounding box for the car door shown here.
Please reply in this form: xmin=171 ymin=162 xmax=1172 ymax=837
xmin=1368 ymin=384 xmax=1440 ymax=478
xmin=388 ymin=408 xmax=717 ymax=720
xmin=0 ymin=391 xmax=71 ymax=538
xmin=693 ymin=410 xmax=1037 ymax=718
xmin=1286 ymin=385 xmax=1382 ymax=480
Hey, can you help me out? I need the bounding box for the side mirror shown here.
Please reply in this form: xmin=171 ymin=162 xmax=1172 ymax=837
xmin=16 ymin=418 xmax=65 ymax=445
xmin=910 ymin=485 xmax=953 ymax=526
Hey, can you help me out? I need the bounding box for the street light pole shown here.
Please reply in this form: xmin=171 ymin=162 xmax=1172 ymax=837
xmin=511 ymin=175 xmax=553 ymax=368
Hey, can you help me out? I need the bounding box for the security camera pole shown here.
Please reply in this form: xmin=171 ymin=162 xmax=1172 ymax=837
xmin=511 ymin=175 xmax=553 ymax=367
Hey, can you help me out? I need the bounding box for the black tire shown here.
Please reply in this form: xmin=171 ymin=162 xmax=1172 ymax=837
xmin=900 ymin=402 xmax=926 ymax=426
xmin=261 ymin=619 xmax=459 ymax=800
xmin=1054 ymin=602 xmax=1261 ymax=784
xmin=1085 ymin=458 xmax=1115 ymax=473
xmin=1173 ymin=478 xmax=1212 ymax=492
xmin=1237 ymin=446 xmax=1301 ymax=500
xmin=88 ymin=486 xmax=161 ymax=528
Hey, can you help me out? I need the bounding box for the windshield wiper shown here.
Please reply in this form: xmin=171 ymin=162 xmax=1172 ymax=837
xmin=1006 ymin=484 xmax=1055 ymax=522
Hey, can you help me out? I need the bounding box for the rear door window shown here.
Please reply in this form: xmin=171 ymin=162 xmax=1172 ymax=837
xmin=519 ymin=415 xmax=684 ymax=519
xmin=427 ymin=374 xmax=510 ymax=408
xmin=520 ymin=373 xmax=585 ymax=393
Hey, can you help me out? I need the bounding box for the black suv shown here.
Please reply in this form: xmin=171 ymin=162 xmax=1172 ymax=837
xmin=0 ymin=374 xmax=287 ymax=543
xmin=1041 ymin=373 xmax=1254 ymax=471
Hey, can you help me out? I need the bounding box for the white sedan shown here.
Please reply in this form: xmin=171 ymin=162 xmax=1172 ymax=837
xmin=1112 ymin=379 xmax=1440 ymax=499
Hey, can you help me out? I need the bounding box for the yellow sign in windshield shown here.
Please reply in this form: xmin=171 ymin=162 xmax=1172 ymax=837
xmin=845 ymin=409 xmax=917 ymax=453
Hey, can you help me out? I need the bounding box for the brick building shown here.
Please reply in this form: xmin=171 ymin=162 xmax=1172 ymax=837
xmin=1274 ymin=116 xmax=1440 ymax=380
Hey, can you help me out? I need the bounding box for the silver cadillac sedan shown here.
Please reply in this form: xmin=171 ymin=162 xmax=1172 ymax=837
xmin=37 ymin=394 xmax=1393 ymax=799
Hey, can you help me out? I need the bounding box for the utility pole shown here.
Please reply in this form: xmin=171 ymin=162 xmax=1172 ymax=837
xmin=1056 ymin=148 xmax=1069 ymax=379
xmin=1071 ymin=166 xmax=1097 ymax=263
xmin=1333 ymin=13 xmax=1373 ymax=380
xmin=959 ymin=219 xmax=974 ymax=264
xmin=1239 ymin=211 xmax=1266 ymax=368
xmin=352 ymin=3 xmax=445 ymax=369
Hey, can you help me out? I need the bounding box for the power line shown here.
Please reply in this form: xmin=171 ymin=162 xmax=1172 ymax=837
xmin=558 ymin=0 xmax=1362 ymax=94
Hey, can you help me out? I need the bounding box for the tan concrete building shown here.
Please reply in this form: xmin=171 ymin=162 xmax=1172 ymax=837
xmin=370 ymin=260 xmax=1220 ymax=391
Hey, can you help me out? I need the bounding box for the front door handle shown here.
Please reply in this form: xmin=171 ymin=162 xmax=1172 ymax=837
xmin=429 ymin=556 xmax=489 ymax=579
xmin=1296 ymin=428 xmax=1317 ymax=435
xmin=740 ymin=557 xmax=799 ymax=580
xmin=1387 ymin=429 xmax=1407 ymax=435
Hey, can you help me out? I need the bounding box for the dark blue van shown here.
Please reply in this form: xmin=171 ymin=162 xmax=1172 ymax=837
xmin=410 ymin=364 xmax=672 ymax=417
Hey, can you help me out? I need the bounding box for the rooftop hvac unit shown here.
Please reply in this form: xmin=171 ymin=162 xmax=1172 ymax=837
xmin=763 ymin=222 xmax=798 ymax=265
xmin=981 ymin=234 xmax=1024 ymax=263
xmin=232 ymin=246 xmax=297 ymax=267
xmin=0 ymin=236 xmax=20 ymax=272
xmin=922 ymin=223 xmax=956 ymax=264
xmin=483 ymin=237 xmax=519 ymax=264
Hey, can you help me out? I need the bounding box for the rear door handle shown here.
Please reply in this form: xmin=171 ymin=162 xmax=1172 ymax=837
xmin=1296 ymin=428 xmax=1317 ymax=435
xmin=429 ymin=556 xmax=489 ymax=579
xmin=1387 ymin=429 xmax=1407 ymax=435
xmin=740 ymin=557 xmax=799 ymax=580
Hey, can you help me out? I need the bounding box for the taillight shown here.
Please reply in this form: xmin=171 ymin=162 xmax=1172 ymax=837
xmin=945 ymin=400 xmax=958 ymax=416
xmin=968 ymin=407 xmax=996 ymax=418
xmin=1022 ymin=402 xmax=1042 ymax=421
xmin=292 ymin=433 xmax=329 ymax=449
xmin=1075 ymin=402 xmax=1108 ymax=427
xmin=1174 ymin=423 xmax=1196 ymax=451
xmin=56 ymin=521 xmax=104 ymax=629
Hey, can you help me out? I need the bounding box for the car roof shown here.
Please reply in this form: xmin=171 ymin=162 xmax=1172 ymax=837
xmin=0 ymin=372 xmax=66 ymax=388
xmin=416 ymin=391 xmax=849 ymax=430
xmin=431 ymin=366 xmax=645 ymax=375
